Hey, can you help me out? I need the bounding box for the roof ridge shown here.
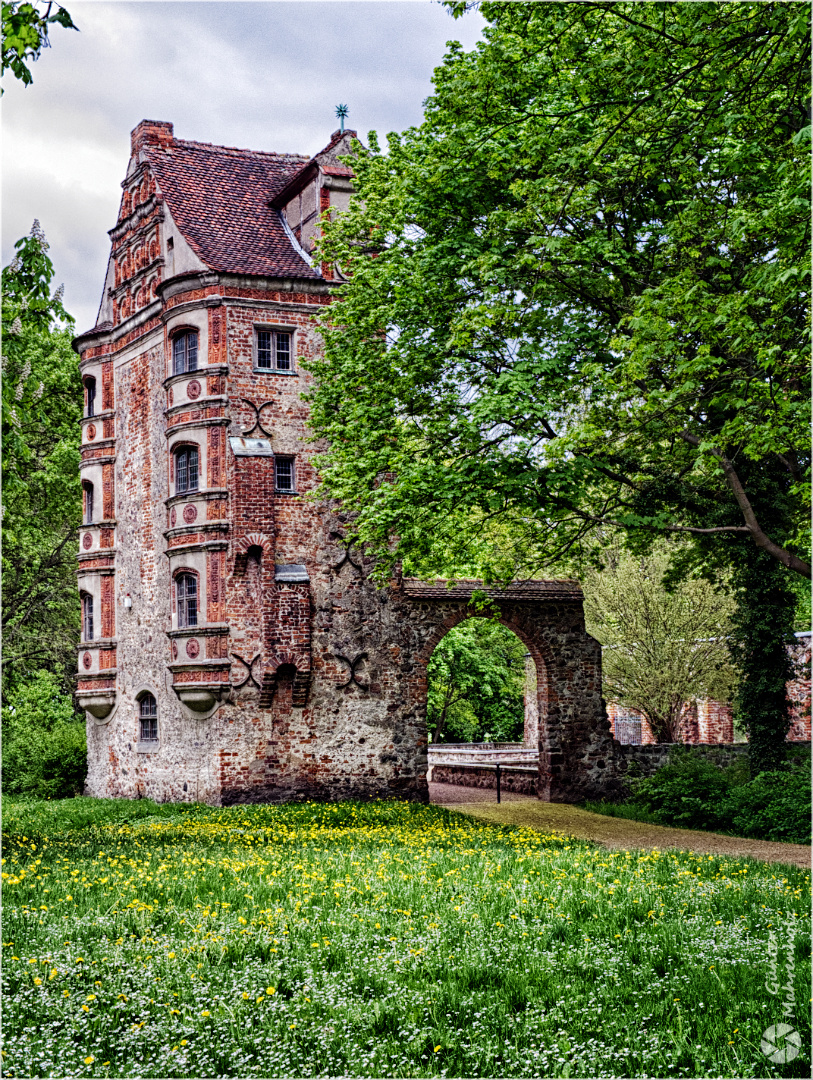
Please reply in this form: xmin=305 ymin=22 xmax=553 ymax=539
xmin=171 ymin=138 xmax=309 ymax=161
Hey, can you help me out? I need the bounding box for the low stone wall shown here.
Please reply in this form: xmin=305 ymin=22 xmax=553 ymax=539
xmin=615 ymin=740 xmax=811 ymax=779
xmin=430 ymin=764 xmax=538 ymax=796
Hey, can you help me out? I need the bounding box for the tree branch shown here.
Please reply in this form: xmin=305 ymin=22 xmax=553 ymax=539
xmin=679 ymin=430 xmax=811 ymax=578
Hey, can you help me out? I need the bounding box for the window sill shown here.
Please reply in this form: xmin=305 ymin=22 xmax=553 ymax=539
xmin=252 ymin=368 xmax=297 ymax=376
xmin=136 ymin=741 xmax=159 ymax=753
xmin=275 ymin=489 xmax=299 ymax=496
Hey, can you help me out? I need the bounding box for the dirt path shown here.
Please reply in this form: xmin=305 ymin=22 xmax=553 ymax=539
xmin=429 ymin=782 xmax=811 ymax=869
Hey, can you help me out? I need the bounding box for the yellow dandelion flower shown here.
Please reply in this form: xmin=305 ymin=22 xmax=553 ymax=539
xmin=266 ymin=986 xmax=275 ymax=995
xmin=256 ymin=995 xmax=264 ymax=1003
xmin=84 ymin=1056 xmax=95 ymax=1065
xmin=33 ymin=977 xmax=42 ymax=985
xmin=201 ymin=1010 xmax=210 ymax=1017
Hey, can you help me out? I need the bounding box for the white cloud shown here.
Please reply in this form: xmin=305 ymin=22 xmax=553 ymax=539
xmin=2 ymin=0 xmax=485 ymax=331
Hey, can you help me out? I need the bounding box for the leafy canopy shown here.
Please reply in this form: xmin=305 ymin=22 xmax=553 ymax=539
xmin=307 ymin=1 xmax=810 ymax=584
xmin=1 ymin=1 xmax=76 ymax=89
xmin=427 ymin=619 xmax=527 ymax=743
xmin=2 ymin=221 xmax=82 ymax=692
xmin=583 ymin=541 xmax=735 ymax=743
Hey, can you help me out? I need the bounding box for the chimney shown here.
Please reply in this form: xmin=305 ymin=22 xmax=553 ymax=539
xmin=131 ymin=120 xmax=174 ymax=155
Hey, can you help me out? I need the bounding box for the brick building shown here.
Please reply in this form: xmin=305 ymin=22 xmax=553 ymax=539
xmin=605 ymin=632 xmax=811 ymax=745
xmin=75 ymin=120 xmax=620 ymax=805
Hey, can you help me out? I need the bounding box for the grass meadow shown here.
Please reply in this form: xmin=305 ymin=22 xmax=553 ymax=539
xmin=2 ymin=796 xmax=810 ymax=1078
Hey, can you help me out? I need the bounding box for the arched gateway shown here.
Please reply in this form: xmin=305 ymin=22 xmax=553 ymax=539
xmin=74 ymin=119 xmax=618 ymax=805
xmin=400 ymin=578 xmax=616 ymax=802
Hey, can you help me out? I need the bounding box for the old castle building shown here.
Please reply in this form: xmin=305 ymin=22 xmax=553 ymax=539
xmin=74 ymin=120 xmax=616 ymax=806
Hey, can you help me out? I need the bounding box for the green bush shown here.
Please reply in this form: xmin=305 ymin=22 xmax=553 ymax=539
xmin=719 ymin=770 xmax=811 ymax=845
xmin=628 ymin=749 xmax=731 ymax=831
xmin=1 ymin=671 xmax=86 ymax=798
xmin=598 ymin=747 xmax=812 ymax=844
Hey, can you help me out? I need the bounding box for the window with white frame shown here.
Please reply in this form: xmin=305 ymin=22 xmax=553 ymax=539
xmin=83 ymin=481 xmax=94 ymax=525
xmin=172 ymin=330 xmax=199 ymax=375
xmin=176 ymin=572 xmax=198 ymax=628
xmin=82 ymin=593 xmax=94 ymax=641
xmin=275 ymin=456 xmax=295 ymax=492
xmin=139 ymin=693 xmax=158 ymax=742
xmin=85 ymin=377 xmax=96 ymax=418
xmin=174 ymin=446 xmax=199 ymax=494
xmin=256 ymin=329 xmax=292 ymax=372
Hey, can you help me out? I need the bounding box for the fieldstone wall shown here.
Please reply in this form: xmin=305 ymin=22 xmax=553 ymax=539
xmin=431 ymin=764 xmax=538 ymax=795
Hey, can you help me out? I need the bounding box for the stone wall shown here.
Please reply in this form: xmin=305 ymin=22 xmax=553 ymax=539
xmin=615 ymin=740 xmax=811 ymax=781
xmin=431 ymin=764 xmax=538 ymax=796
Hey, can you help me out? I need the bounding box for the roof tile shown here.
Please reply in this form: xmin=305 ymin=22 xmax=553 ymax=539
xmin=144 ymin=138 xmax=320 ymax=279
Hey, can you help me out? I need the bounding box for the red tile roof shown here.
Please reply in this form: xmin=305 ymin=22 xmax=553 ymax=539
xmin=144 ymin=138 xmax=320 ymax=280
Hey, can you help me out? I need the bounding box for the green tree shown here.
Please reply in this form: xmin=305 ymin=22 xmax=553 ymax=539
xmin=307 ymin=1 xmax=810 ymax=772
xmin=427 ymin=620 xmax=526 ymax=743
xmin=1 ymin=669 xmax=86 ymax=797
xmin=1 ymin=0 xmax=76 ymax=89
xmin=583 ymin=542 xmax=735 ymax=742
xmin=2 ymin=221 xmax=82 ymax=694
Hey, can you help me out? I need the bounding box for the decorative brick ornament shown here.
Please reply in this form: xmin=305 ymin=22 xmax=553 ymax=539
xmin=82 ymin=652 xmax=92 ymax=669
xmin=172 ymin=641 xmax=178 ymax=660
xmin=82 ymin=533 xmax=93 ymax=550
xmin=170 ymin=507 xmax=177 ymax=526
xmin=183 ymin=504 xmax=198 ymax=523
xmin=187 ymin=379 xmax=201 ymax=400
xmin=186 ymin=638 xmax=200 ymax=658
xmin=86 ymin=424 xmax=96 ymax=441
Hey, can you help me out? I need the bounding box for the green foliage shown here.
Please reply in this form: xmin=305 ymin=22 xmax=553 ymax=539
xmin=427 ymin=619 xmax=526 ymax=742
xmin=729 ymin=543 xmax=797 ymax=773
xmin=1 ymin=670 xmax=86 ymax=798
xmin=628 ymin=751 xmax=735 ymax=832
xmin=583 ymin=541 xmax=735 ymax=741
xmin=1 ymin=1 xmax=76 ymax=89
xmin=2 ymin=222 xmax=82 ymax=693
xmin=720 ymin=770 xmax=811 ymax=847
xmin=308 ymin=1 xmax=810 ymax=589
xmin=603 ymin=748 xmax=812 ymax=844
xmin=2 ymin=798 xmax=810 ymax=1077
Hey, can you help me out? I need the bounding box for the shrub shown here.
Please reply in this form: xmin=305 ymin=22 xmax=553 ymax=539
xmin=1 ymin=671 xmax=86 ymax=798
xmin=600 ymin=746 xmax=812 ymax=843
xmin=628 ymin=748 xmax=731 ymax=830
xmin=719 ymin=770 xmax=811 ymax=845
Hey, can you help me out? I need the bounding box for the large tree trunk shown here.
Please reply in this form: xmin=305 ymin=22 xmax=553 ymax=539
xmin=730 ymin=544 xmax=796 ymax=774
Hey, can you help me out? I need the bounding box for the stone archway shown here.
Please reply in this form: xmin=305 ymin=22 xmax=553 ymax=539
xmin=399 ymin=578 xmax=618 ymax=802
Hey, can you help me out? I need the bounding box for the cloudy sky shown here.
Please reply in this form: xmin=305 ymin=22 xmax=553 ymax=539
xmin=2 ymin=0 xmax=485 ymax=332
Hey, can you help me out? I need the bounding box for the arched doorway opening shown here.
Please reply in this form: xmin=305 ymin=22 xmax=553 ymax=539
xmin=404 ymin=576 xmax=614 ymax=802
xmin=426 ymin=617 xmax=543 ymax=750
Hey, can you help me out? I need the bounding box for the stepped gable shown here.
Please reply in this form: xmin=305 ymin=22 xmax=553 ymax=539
xmin=143 ymin=136 xmax=319 ymax=279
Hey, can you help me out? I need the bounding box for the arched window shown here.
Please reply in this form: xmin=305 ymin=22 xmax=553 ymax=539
xmin=82 ymin=593 xmax=94 ymax=641
xmin=176 ymin=573 xmax=198 ymax=628
xmin=174 ymin=446 xmax=199 ymax=494
xmin=173 ymin=330 xmax=198 ymax=375
xmin=139 ymin=693 xmax=158 ymax=742
xmin=83 ymin=481 xmax=94 ymax=525
xmin=84 ymin=377 xmax=96 ymax=418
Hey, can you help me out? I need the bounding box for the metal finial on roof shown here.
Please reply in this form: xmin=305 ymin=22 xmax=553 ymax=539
xmin=335 ymin=104 xmax=349 ymax=134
